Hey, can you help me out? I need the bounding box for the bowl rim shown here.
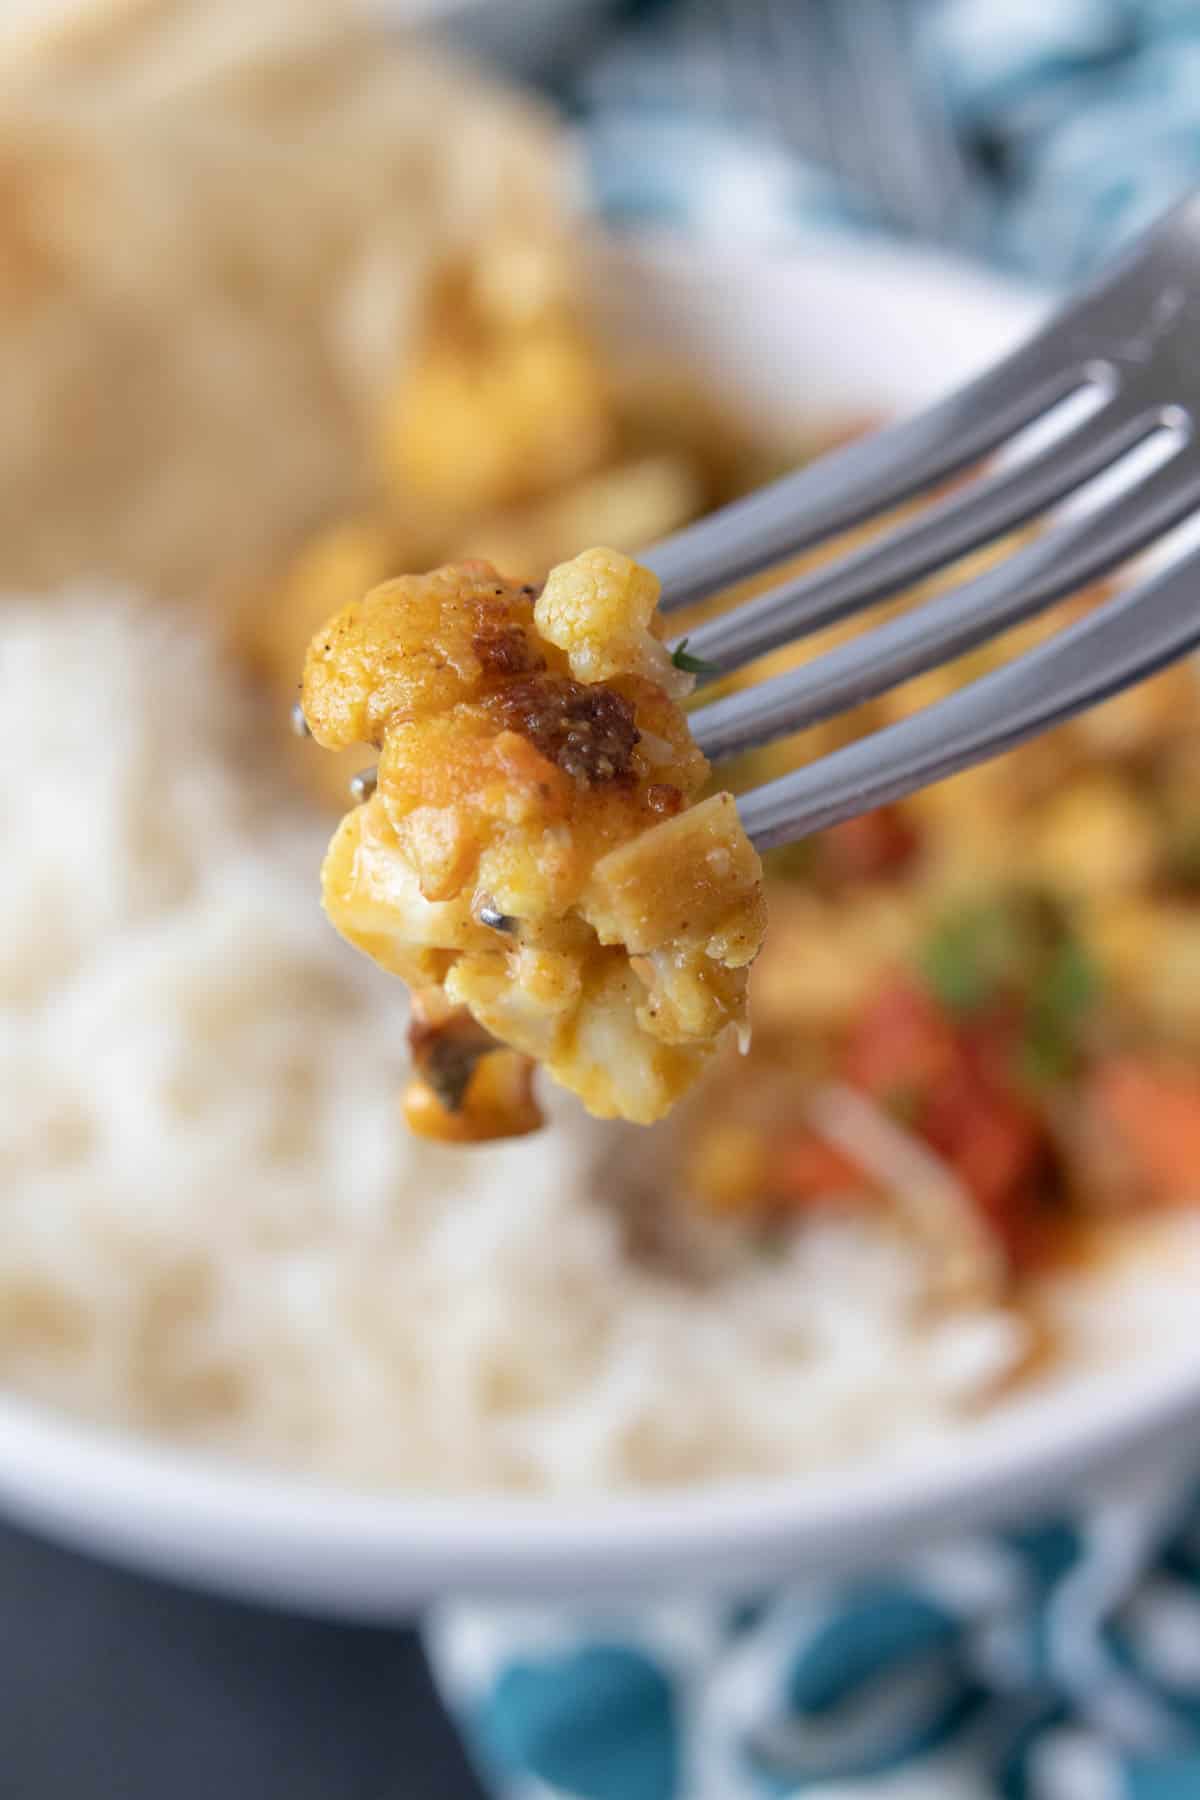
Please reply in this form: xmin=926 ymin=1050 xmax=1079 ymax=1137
xmin=12 ymin=228 xmax=1200 ymax=1613
xmin=2 ymin=1274 xmax=1199 ymax=1613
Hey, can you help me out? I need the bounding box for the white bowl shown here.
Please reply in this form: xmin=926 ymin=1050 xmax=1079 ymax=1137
xmin=9 ymin=233 xmax=1200 ymax=1619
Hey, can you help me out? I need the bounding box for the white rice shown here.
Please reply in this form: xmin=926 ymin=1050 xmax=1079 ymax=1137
xmin=0 ymin=593 xmax=1189 ymax=1494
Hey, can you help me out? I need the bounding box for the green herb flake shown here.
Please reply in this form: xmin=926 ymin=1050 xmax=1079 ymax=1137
xmin=1019 ymin=937 xmax=1100 ymax=1091
xmin=763 ymin=838 xmax=817 ymax=883
xmin=920 ymin=901 xmax=1021 ymax=1015
xmin=670 ymin=637 xmax=720 ymax=676
xmin=1163 ymin=822 xmax=1200 ymax=891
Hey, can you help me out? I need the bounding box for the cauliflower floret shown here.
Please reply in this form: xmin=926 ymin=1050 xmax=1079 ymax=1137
xmin=379 ymin=264 xmax=613 ymax=513
xmin=303 ymin=559 xmax=543 ymax=749
xmin=535 ymin=545 xmax=693 ymax=700
xmin=302 ymin=551 xmax=767 ymax=1136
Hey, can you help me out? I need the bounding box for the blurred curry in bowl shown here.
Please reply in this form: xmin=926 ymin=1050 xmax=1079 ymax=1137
xmin=3 ymin=0 xmax=1200 ymax=1497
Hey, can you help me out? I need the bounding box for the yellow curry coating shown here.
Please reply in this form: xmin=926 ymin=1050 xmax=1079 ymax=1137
xmin=302 ymin=549 xmax=767 ymax=1130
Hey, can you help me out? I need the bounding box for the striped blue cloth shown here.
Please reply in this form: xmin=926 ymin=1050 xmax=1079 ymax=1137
xmin=428 ymin=1472 xmax=1200 ymax=1799
xmin=425 ymin=3 xmax=1200 ymax=1795
xmin=574 ymin=0 xmax=1200 ymax=281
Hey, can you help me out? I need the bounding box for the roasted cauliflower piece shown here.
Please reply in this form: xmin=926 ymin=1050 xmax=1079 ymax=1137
xmin=403 ymin=991 xmax=543 ymax=1143
xmin=379 ymin=263 xmax=613 ymax=514
xmin=302 ymin=550 xmax=767 ymax=1133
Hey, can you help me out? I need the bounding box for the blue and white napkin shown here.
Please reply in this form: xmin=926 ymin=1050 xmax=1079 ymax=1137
xmin=575 ymin=0 xmax=1200 ymax=281
xmin=427 ymin=1479 xmax=1200 ymax=1798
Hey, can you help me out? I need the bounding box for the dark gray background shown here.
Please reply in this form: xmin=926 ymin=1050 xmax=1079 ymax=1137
xmin=0 ymin=1516 xmax=485 ymax=1799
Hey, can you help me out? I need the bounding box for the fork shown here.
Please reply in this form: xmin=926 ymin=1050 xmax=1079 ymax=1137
xmin=309 ymin=193 xmax=1200 ymax=848
xmin=644 ymin=187 xmax=1200 ymax=851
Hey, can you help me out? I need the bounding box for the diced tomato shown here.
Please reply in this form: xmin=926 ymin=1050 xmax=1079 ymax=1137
xmin=821 ymin=806 xmax=919 ymax=882
xmin=1092 ymin=1059 xmax=1200 ymax=1205
xmin=921 ymin=1065 xmax=1047 ymax=1267
xmin=841 ymin=981 xmax=960 ymax=1112
xmin=843 ymin=980 xmax=1048 ymax=1268
xmin=769 ymin=1130 xmax=868 ymax=1208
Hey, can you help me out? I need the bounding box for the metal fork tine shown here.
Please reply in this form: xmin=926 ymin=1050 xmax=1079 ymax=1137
xmin=694 ymin=443 xmax=1200 ymax=760
xmin=736 ymin=537 xmax=1200 ymax=852
xmin=647 ymin=189 xmax=1200 ymax=613
xmin=646 ymin=343 xmax=1090 ymax=610
xmin=676 ymin=395 xmax=1151 ymax=673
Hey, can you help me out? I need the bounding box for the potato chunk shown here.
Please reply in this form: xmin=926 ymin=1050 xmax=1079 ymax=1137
xmin=586 ymin=793 xmax=766 ymax=963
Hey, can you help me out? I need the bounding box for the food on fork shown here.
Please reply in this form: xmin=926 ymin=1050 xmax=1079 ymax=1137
xmin=244 ymin=357 xmax=786 ymax=816
xmin=301 ymin=550 xmax=767 ymax=1138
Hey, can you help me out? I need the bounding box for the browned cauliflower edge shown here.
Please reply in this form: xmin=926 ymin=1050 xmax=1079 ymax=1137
xmin=300 ymin=549 xmax=767 ymax=1136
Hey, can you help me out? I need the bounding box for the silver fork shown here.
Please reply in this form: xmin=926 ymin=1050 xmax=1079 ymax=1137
xmin=645 ymin=187 xmax=1200 ymax=851
xmin=309 ymin=193 xmax=1200 ymax=845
